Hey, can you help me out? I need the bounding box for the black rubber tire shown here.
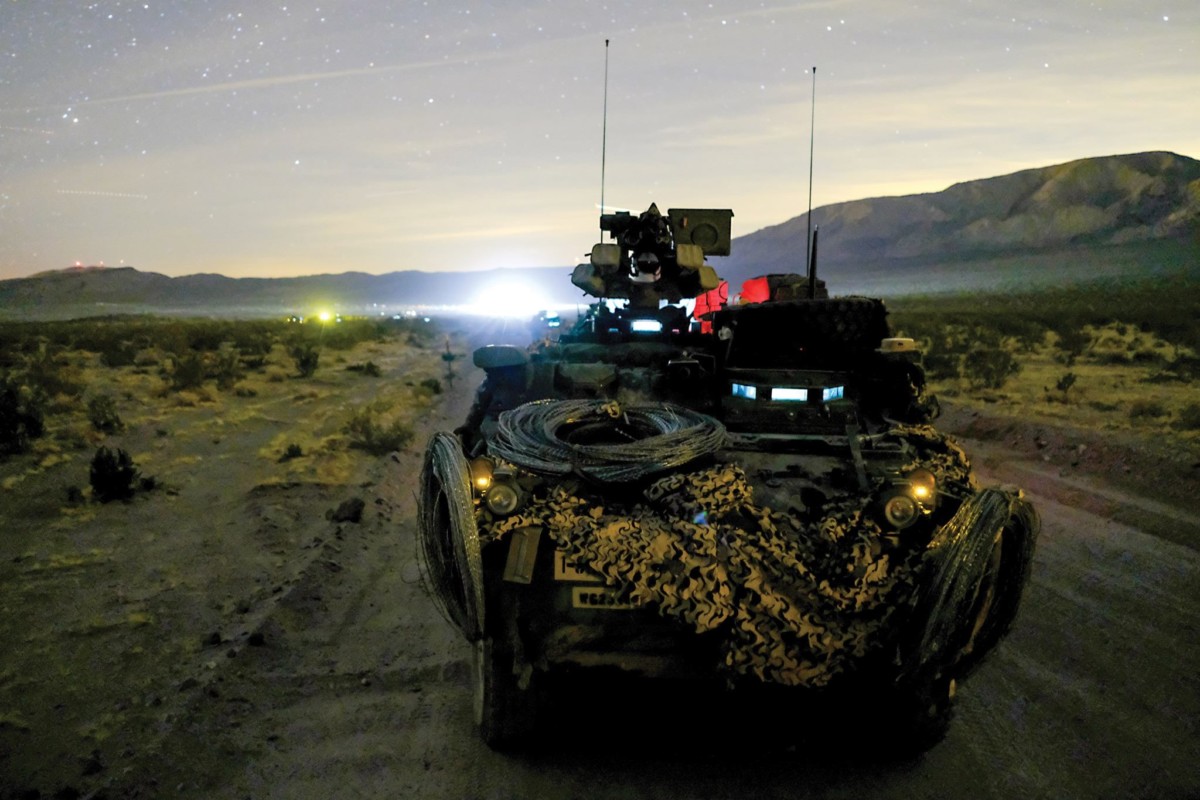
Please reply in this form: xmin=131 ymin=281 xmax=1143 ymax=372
xmin=474 ymin=636 xmax=537 ymax=751
xmin=954 ymin=497 xmax=1039 ymax=677
xmin=883 ymin=676 xmax=956 ymax=757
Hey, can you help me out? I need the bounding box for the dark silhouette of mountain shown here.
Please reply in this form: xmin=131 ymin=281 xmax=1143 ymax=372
xmin=0 ymin=264 xmax=578 ymax=319
xmin=719 ymin=150 xmax=1200 ymax=292
xmin=3 ymin=151 xmax=1196 ymax=319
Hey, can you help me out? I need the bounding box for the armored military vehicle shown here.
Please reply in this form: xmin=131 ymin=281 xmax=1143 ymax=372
xmin=419 ymin=203 xmax=1038 ymax=752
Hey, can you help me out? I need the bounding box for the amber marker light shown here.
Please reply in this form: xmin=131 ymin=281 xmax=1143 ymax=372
xmin=908 ymin=468 xmax=937 ymax=503
xmin=468 ymin=457 xmax=494 ymax=493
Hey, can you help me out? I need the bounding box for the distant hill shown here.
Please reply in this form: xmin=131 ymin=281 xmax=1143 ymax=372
xmin=720 ymin=150 xmax=1200 ymax=292
xmin=0 ymin=264 xmax=578 ymax=320
xmin=2 ymin=151 xmax=1196 ymax=319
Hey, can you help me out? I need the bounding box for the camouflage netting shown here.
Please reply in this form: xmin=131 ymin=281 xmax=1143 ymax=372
xmin=886 ymin=424 xmax=977 ymax=493
xmin=481 ymin=433 xmax=976 ymax=688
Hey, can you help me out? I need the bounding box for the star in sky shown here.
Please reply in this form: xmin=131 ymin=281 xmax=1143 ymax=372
xmin=0 ymin=1 xmax=1196 ymax=279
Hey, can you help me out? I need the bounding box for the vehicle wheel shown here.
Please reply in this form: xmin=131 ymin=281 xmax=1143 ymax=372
xmin=474 ymin=636 xmax=537 ymax=751
xmin=954 ymin=496 xmax=1038 ymax=677
xmin=884 ymin=675 xmax=956 ymax=757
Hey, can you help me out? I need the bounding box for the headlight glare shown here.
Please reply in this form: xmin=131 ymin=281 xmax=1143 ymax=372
xmin=484 ymin=481 xmax=521 ymax=516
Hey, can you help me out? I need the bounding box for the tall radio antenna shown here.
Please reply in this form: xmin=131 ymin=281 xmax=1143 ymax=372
xmin=599 ymin=39 xmax=610 ymax=232
xmin=805 ymin=66 xmax=818 ymax=298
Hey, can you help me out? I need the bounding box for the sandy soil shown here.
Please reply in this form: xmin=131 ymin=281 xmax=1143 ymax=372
xmin=2 ymin=322 xmax=1198 ymax=799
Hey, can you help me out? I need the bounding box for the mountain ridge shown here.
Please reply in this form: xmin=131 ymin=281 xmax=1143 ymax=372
xmin=3 ymin=151 xmax=1197 ymax=318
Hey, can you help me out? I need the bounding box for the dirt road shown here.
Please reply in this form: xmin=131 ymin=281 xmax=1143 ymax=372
xmin=3 ymin=325 xmax=1198 ymax=799
xmin=152 ymin=416 xmax=1200 ymax=798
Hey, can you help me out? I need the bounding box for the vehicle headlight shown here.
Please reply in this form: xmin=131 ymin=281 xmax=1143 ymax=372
xmin=881 ymin=493 xmax=920 ymax=529
xmin=484 ymin=481 xmax=521 ymax=516
xmin=877 ymin=468 xmax=939 ymax=530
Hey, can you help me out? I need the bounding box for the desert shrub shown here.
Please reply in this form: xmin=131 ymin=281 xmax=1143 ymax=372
xmin=347 ymin=361 xmax=382 ymax=377
xmin=993 ymin=318 xmax=1047 ymax=353
xmin=87 ymin=394 xmax=124 ymax=433
xmin=0 ymin=374 xmax=46 ymax=456
xmin=956 ymin=327 xmax=1022 ymax=390
xmin=213 ymin=345 xmax=244 ymax=390
xmin=1045 ymin=372 xmax=1077 ymax=404
xmin=345 ymin=406 xmax=413 ymax=455
xmin=962 ymin=345 xmax=1021 ymax=389
xmin=90 ymin=446 xmax=139 ymax=502
xmin=322 ymin=319 xmax=391 ymax=351
xmin=404 ymin=321 xmax=439 ymax=348
xmin=291 ymin=344 xmax=320 ymax=378
xmin=1055 ymin=328 xmax=1092 ymax=365
xmin=1149 ymin=353 xmax=1200 ymax=384
xmin=1093 ymin=351 xmax=1130 ymax=366
xmin=279 ymin=443 xmax=304 ymax=462
xmin=1175 ymin=403 xmax=1200 ymax=431
xmin=23 ymin=343 xmax=84 ymax=398
xmin=1128 ymin=399 xmax=1168 ymax=420
xmin=418 ymin=377 xmax=442 ymax=395
xmin=168 ymin=351 xmax=207 ymax=390
xmin=99 ymin=340 xmax=138 ymax=368
xmin=226 ymin=322 xmax=279 ymax=356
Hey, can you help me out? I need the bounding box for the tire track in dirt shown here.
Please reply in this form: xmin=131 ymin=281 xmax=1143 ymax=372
xmin=94 ymin=325 xmax=1200 ymax=799
xmin=96 ymin=339 xmax=483 ymax=797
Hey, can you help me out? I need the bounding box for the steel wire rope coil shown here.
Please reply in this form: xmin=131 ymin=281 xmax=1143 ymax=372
xmin=489 ymin=399 xmax=728 ymax=483
xmin=417 ymin=431 xmax=485 ymax=640
xmin=903 ymin=487 xmax=1039 ymax=680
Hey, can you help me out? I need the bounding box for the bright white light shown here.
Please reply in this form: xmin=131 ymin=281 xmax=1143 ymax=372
xmin=467 ymin=279 xmax=549 ymax=318
xmin=771 ymin=387 xmax=808 ymax=402
xmin=630 ymin=319 xmax=663 ymax=333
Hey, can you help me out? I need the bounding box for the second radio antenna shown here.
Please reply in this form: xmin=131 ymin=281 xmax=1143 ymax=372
xmin=805 ymin=66 xmax=818 ymax=298
xmin=599 ymin=39 xmax=611 ymax=232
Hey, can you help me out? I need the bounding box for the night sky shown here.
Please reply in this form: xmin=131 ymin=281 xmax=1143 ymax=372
xmin=1 ymin=2 xmax=1196 ymax=281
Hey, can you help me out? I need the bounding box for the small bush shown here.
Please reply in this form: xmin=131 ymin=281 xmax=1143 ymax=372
xmin=279 ymin=443 xmax=304 ymax=462
xmin=168 ymin=351 xmax=207 ymax=391
xmin=291 ymin=344 xmax=319 ymax=378
xmin=213 ymin=345 xmax=244 ymax=390
xmin=0 ymin=374 xmax=46 ymax=456
xmin=961 ymin=345 xmax=1021 ymax=390
xmin=1045 ymin=372 xmax=1077 ymax=404
xmin=1174 ymin=403 xmax=1200 ymax=431
xmin=345 ymin=407 xmax=413 ymax=455
xmin=87 ymin=394 xmax=124 ymax=433
xmin=347 ymin=361 xmax=382 ymax=377
xmin=23 ymin=344 xmax=83 ymax=398
xmin=99 ymin=341 xmax=138 ymax=368
xmin=1128 ymin=399 xmax=1168 ymax=420
xmin=418 ymin=377 xmax=442 ymax=395
xmin=90 ymin=446 xmax=140 ymax=502
xmin=1055 ymin=328 xmax=1092 ymax=365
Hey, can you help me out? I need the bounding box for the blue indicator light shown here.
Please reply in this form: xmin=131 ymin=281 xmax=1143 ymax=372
xmin=731 ymin=383 xmax=757 ymax=400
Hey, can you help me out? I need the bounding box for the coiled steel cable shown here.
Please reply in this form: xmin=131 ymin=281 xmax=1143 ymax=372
xmin=488 ymin=399 xmax=728 ymax=483
xmin=417 ymin=431 xmax=485 ymax=640
xmin=903 ymin=487 xmax=1039 ymax=680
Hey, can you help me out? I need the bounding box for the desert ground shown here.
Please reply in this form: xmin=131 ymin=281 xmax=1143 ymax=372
xmin=1 ymin=313 xmax=1198 ymax=799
